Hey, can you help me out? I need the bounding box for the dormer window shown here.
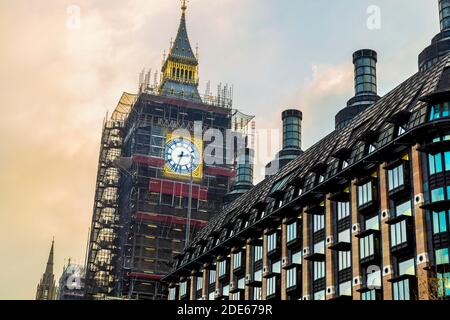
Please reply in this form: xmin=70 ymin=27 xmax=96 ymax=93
xmin=342 ymin=160 xmax=349 ymax=169
xmin=369 ymin=143 xmax=377 ymax=154
xmin=429 ymin=102 xmax=450 ymax=121
xmin=398 ymin=125 xmax=406 ymax=136
xmin=319 ymin=175 xmax=325 ymax=183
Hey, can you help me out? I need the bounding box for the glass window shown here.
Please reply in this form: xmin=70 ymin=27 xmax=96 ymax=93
xmin=253 ymin=246 xmax=263 ymax=262
xmin=313 ymin=214 xmax=324 ymax=232
xmin=209 ymin=270 xmax=216 ymax=285
xmin=223 ymin=284 xmax=230 ymax=297
xmin=179 ymin=281 xmax=187 ymax=298
xmin=437 ymin=272 xmax=450 ymax=298
xmin=360 ymin=234 xmax=375 ymax=259
xmin=433 ymin=211 xmax=449 ymax=234
xmin=266 ymin=276 xmax=277 ymax=297
xmin=446 ymin=152 xmax=450 ymax=171
xmin=237 ymin=277 xmax=245 ymax=290
xmin=436 ymin=248 xmax=450 ymax=265
xmin=254 ymin=269 xmax=262 ymax=282
xmin=388 ymin=165 xmax=405 ymax=191
xmin=196 ymin=276 xmax=203 ymax=292
xmin=169 ymin=287 xmax=177 ymax=300
xmin=431 ymin=187 xmax=446 ymax=202
xmin=361 ymin=290 xmax=376 ymax=300
xmin=287 ymin=221 xmax=298 ymax=243
xmin=395 ymin=201 xmax=412 ymax=217
xmin=358 ymin=181 xmax=373 ymax=207
xmin=253 ymin=287 xmax=262 ymax=300
xmin=313 ymin=261 xmax=325 ymax=280
xmin=286 ymin=268 xmax=297 ymax=289
xmin=291 ymin=249 xmax=302 ymax=265
xmin=432 ymin=103 xmax=450 ymax=120
xmin=270 ymin=176 xmax=290 ymax=194
xmin=338 ymin=251 xmax=351 ymax=271
xmin=272 ymin=260 xmax=281 ymax=274
xmin=365 ymin=215 xmax=380 ymax=231
xmin=338 ymin=229 xmax=351 ymax=243
xmin=393 ymin=279 xmax=411 ymax=300
xmin=399 ymin=259 xmax=415 ymax=276
xmin=218 ymin=260 xmax=227 ymax=278
xmin=337 ymin=202 xmax=350 ymax=220
xmin=233 ymin=252 xmax=242 ymax=270
xmin=314 ymin=290 xmax=326 ymax=301
xmin=391 ymin=220 xmax=408 ymax=247
xmin=267 ymin=233 xmax=277 ymax=253
xmin=342 ymin=160 xmax=349 ymax=169
xmin=314 ymin=241 xmax=325 ymax=254
xmin=339 ymin=281 xmax=352 ymax=297
xmin=429 ymin=153 xmax=443 ymax=175
xmin=230 ymin=292 xmax=240 ymax=301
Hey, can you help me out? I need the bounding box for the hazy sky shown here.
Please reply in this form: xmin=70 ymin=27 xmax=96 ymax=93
xmin=0 ymin=0 xmax=441 ymax=299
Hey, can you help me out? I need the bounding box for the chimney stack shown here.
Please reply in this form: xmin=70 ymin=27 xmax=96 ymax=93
xmin=235 ymin=148 xmax=254 ymax=187
xmin=282 ymin=109 xmax=302 ymax=150
xmin=418 ymin=0 xmax=450 ymax=71
xmin=440 ymin=0 xmax=450 ymax=31
xmin=224 ymin=148 xmax=254 ymax=206
xmin=335 ymin=49 xmax=381 ymax=130
xmin=353 ymin=49 xmax=378 ymax=97
xmin=265 ymin=109 xmax=303 ymax=178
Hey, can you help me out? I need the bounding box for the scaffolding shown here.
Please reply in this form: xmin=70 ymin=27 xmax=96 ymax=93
xmin=108 ymin=91 xmax=236 ymax=300
xmin=85 ymin=88 xmax=250 ymax=300
xmin=84 ymin=93 xmax=136 ymax=299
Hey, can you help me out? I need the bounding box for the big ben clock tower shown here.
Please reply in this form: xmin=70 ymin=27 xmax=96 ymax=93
xmin=159 ymin=0 xmax=201 ymax=102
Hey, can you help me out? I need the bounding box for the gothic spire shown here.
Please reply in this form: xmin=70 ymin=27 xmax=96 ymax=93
xmin=168 ymin=1 xmax=198 ymax=64
xmin=36 ymin=239 xmax=56 ymax=300
xmin=45 ymin=238 xmax=54 ymax=275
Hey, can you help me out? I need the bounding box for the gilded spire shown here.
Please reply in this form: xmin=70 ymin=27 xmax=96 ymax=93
xmin=159 ymin=0 xmax=201 ymax=102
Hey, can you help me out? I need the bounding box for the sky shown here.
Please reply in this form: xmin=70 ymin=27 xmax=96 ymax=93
xmin=0 ymin=0 xmax=441 ymax=299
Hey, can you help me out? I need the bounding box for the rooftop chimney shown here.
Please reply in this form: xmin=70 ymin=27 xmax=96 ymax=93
xmin=235 ymin=148 xmax=254 ymax=187
xmin=440 ymin=0 xmax=450 ymax=31
xmin=265 ymin=109 xmax=303 ymax=178
xmin=224 ymin=148 xmax=254 ymax=206
xmin=353 ymin=49 xmax=378 ymax=96
xmin=335 ymin=49 xmax=381 ymax=130
xmin=418 ymin=0 xmax=450 ymax=71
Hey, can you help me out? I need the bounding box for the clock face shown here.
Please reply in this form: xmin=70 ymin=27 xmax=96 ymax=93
xmin=165 ymin=138 xmax=201 ymax=175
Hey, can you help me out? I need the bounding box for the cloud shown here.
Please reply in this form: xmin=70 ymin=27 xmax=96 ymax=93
xmin=0 ymin=0 xmax=440 ymax=299
xmin=297 ymin=63 xmax=354 ymax=146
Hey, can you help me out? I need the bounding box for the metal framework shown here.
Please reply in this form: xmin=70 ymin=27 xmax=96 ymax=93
xmin=84 ymin=93 xmax=136 ymax=299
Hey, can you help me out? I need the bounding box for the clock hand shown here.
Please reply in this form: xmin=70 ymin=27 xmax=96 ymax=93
xmin=174 ymin=152 xmax=183 ymax=172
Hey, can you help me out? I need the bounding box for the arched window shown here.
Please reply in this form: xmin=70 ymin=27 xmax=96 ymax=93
xmin=177 ymin=68 xmax=180 ymax=78
xmin=172 ymin=68 xmax=176 ymax=77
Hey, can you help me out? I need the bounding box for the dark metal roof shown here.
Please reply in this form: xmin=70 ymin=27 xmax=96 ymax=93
xmin=164 ymin=53 xmax=450 ymax=281
xmin=168 ymin=11 xmax=197 ymax=64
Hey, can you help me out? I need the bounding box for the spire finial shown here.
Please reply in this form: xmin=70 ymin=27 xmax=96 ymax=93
xmin=181 ymin=0 xmax=188 ymax=13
